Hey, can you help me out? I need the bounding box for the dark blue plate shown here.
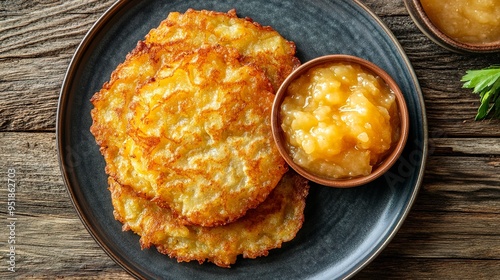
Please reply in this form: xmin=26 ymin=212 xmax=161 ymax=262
xmin=57 ymin=1 xmax=427 ymax=279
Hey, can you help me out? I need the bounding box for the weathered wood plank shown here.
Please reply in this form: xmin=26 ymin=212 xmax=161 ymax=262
xmin=424 ymin=156 xmax=500 ymax=186
xmin=432 ymin=138 xmax=500 ymax=156
xmin=356 ymin=257 xmax=500 ymax=279
xmin=0 ymin=0 xmax=115 ymax=132
xmin=8 ymin=216 xmax=129 ymax=279
xmin=387 ymin=211 xmax=500 ymax=259
xmin=362 ymin=0 xmax=407 ymax=16
xmin=0 ymin=132 xmax=129 ymax=278
xmin=415 ymin=182 xmax=500 ymax=214
xmin=415 ymin=155 xmax=500 ymax=213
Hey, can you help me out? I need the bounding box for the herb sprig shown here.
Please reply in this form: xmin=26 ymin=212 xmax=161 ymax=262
xmin=461 ymin=65 xmax=500 ymax=120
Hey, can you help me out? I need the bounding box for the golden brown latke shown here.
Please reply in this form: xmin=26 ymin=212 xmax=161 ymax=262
xmin=90 ymin=9 xmax=298 ymax=227
xmin=109 ymin=172 xmax=309 ymax=268
xmin=128 ymin=46 xmax=287 ymax=226
xmin=145 ymin=9 xmax=300 ymax=91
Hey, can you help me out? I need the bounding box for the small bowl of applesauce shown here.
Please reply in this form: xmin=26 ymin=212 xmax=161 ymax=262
xmin=404 ymin=0 xmax=500 ymax=53
xmin=271 ymin=55 xmax=409 ymax=188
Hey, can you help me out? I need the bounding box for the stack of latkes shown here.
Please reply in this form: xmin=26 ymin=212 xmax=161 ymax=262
xmin=90 ymin=9 xmax=309 ymax=268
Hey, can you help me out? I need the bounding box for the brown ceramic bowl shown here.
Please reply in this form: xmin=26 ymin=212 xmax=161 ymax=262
xmin=404 ymin=0 xmax=500 ymax=53
xmin=271 ymin=55 xmax=409 ymax=188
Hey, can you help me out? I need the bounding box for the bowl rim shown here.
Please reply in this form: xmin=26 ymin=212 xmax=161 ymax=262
xmin=271 ymin=54 xmax=410 ymax=188
xmin=404 ymin=0 xmax=500 ymax=53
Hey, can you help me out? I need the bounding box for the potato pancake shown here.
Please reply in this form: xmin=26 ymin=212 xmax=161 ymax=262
xmin=145 ymin=9 xmax=300 ymax=91
xmin=109 ymin=172 xmax=309 ymax=268
xmin=128 ymin=45 xmax=287 ymax=226
xmin=92 ymin=43 xmax=288 ymax=226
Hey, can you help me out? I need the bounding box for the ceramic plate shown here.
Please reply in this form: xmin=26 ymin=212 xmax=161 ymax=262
xmin=57 ymin=0 xmax=427 ymax=279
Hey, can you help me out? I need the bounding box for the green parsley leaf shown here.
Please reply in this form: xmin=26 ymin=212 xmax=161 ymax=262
xmin=461 ymin=65 xmax=500 ymax=120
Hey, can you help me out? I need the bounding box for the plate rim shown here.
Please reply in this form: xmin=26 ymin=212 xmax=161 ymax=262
xmin=56 ymin=0 xmax=144 ymax=278
xmin=56 ymin=0 xmax=429 ymax=279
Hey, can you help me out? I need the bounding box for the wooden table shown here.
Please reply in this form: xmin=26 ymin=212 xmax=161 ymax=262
xmin=1 ymin=0 xmax=499 ymax=278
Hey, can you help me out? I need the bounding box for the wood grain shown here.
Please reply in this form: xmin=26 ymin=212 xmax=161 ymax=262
xmin=0 ymin=0 xmax=115 ymax=131
xmin=0 ymin=132 xmax=130 ymax=278
xmin=358 ymin=258 xmax=500 ymax=279
xmin=1 ymin=0 xmax=499 ymax=278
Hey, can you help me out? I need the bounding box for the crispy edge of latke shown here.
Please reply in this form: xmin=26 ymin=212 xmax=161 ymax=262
xmin=109 ymin=172 xmax=309 ymax=268
xmin=89 ymin=41 xmax=157 ymax=180
xmin=89 ymin=40 xmax=203 ymax=183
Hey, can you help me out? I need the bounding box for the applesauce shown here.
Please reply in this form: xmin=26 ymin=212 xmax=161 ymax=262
xmin=280 ymin=62 xmax=400 ymax=179
xmin=420 ymin=0 xmax=500 ymax=44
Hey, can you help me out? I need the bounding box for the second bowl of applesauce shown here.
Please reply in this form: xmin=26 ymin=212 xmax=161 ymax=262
xmin=271 ymin=55 xmax=409 ymax=188
xmin=420 ymin=0 xmax=500 ymax=44
xmin=404 ymin=0 xmax=500 ymax=53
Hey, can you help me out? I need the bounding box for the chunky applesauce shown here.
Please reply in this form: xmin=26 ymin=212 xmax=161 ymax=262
xmin=420 ymin=0 xmax=500 ymax=44
xmin=280 ymin=63 xmax=400 ymax=179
